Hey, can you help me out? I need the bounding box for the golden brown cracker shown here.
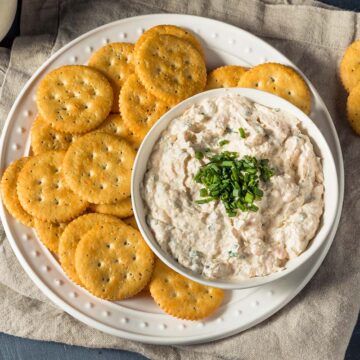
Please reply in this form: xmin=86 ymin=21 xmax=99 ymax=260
xmin=89 ymin=196 xmax=133 ymax=218
xmin=135 ymin=25 xmax=204 ymax=58
xmin=59 ymin=213 xmax=122 ymax=284
xmin=347 ymin=82 xmax=360 ymax=135
xmin=135 ymin=34 xmax=207 ymax=105
xmin=36 ymin=65 xmax=113 ymax=134
xmin=31 ymin=114 xmax=78 ymax=155
xmin=238 ymin=63 xmax=311 ymax=114
xmin=88 ymin=43 xmax=135 ymax=113
xmin=120 ymin=74 xmax=169 ymax=139
xmin=75 ymin=222 xmax=154 ymax=300
xmin=34 ymin=218 xmax=67 ymax=255
xmin=123 ymin=216 xmax=138 ymax=230
xmin=63 ymin=132 xmax=136 ymax=204
xmin=16 ymin=151 xmax=88 ymax=222
xmin=205 ymin=65 xmax=248 ymax=90
xmin=1 ymin=157 xmax=33 ymax=226
xmin=94 ymin=113 xmax=141 ymax=149
xmin=340 ymin=40 xmax=360 ymax=92
xmin=149 ymin=260 xmax=224 ymax=320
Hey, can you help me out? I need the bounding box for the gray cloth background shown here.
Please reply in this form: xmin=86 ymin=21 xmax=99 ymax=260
xmin=0 ymin=0 xmax=359 ymax=359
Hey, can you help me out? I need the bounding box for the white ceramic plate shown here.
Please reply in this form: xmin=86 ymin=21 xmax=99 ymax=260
xmin=0 ymin=14 xmax=344 ymax=344
xmin=132 ymin=88 xmax=338 ymax=290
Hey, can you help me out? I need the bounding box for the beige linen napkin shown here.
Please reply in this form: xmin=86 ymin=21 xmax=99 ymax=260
xmin=0 ymin=1 xmax=359 ymax=359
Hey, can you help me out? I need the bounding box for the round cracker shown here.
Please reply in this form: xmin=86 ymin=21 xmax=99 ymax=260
xmin=120 ymin=74 xmax=169 ymax=139
xmin=63 ymin=132 xmax=136 ymax=204
xmin=89 ymin=196 xmax=133 ymax=218
xmin=1 ymin=157 xmax=33 ymax=226
xmin=94 ymin=113 xmax=141 ymax=149
xmin=346 ymin=82 xmax=360 ymax=135
xmin=34 ymin=218 xmax=67 ymax=255
xmin=149 ymin=260 xmax=224 ymax=320
xmin=238 ymin=63 xmax=311 ymax=114
xmin=88 ymin=42 xmax=135 ymax=113
xmin=134 ymin=25 xmax=204 ymax=58
xmin=59 ymin=213 xmax=122 ymax=285
xmin=135 ymin=34 xmax=207 ymax=105
xmin=123 ymin=216 xmax=138 ymax=230
xmin=75 ymin=222 xmax=154 ymax=300
xmin=205 ymin=65 xmax=248 ymax=90
xmin=36 ymin=65 xmax=113 ymax=134
xmin=31 ymin=114 xmax=79 ymax=155
xmin=17 ymin=151 xmax=88 ymax=222
xmin=340 ymin=40 xmax=360 ymax=92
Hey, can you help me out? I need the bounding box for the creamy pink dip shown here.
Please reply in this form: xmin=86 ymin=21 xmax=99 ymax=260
xmin=141 ymin=94 xmax=324 ymax=280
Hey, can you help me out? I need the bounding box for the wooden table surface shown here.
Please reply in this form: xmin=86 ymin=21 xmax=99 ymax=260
xmin=0 ymin=0 xmax=358 ymax=359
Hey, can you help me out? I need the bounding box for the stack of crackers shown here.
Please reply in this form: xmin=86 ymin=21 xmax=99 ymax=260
xmin=340 ymin=40 xmax=360 ymax=136
xmin=1 ymin=24 xmax=312 ymax=320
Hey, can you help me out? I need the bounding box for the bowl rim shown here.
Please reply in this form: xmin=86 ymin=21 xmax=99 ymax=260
xmin=131 ymin=88 xmax=339 ymax=290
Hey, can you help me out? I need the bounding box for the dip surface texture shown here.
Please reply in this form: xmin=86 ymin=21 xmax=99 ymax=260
xmin=141 ymin=94 xmax=324 ymax=280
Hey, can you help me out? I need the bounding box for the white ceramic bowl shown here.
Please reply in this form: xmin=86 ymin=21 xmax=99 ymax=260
xmin=132 ymin=88 xmax=338 ymax=290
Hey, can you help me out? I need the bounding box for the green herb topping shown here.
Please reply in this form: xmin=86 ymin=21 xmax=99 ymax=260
xmin=239 ymin=127 xmax=247 ymax=138
xmin=228 ymin=250 xmax=238 ymax=257
xmin=194 ymin=151 xmax=274 ymax=216
xmin=195 ymin=151 xmax=204 ymax=160
xmin=218 ymin=139 xmax=230 ymax=147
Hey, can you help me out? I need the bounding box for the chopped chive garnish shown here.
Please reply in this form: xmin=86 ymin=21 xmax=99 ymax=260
xmin=199 ymin=188 xmax=208 ymax=197
xmin=218 ymin=139 xmax=230 ymax=147
xmin=228 ymin=250 xmax=238 ymax=257
xmin=239 ymin=127 xmax=247 ymax=138
xmin=195 ymin=151 xmax=204 ymax=160
xmin=194 ymin=149 xmax=274 ymax=217
xmin=244 ymin=192 xmax=254 ymax=203
xmin=195 ymin=197 xmax=214 ymax=204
